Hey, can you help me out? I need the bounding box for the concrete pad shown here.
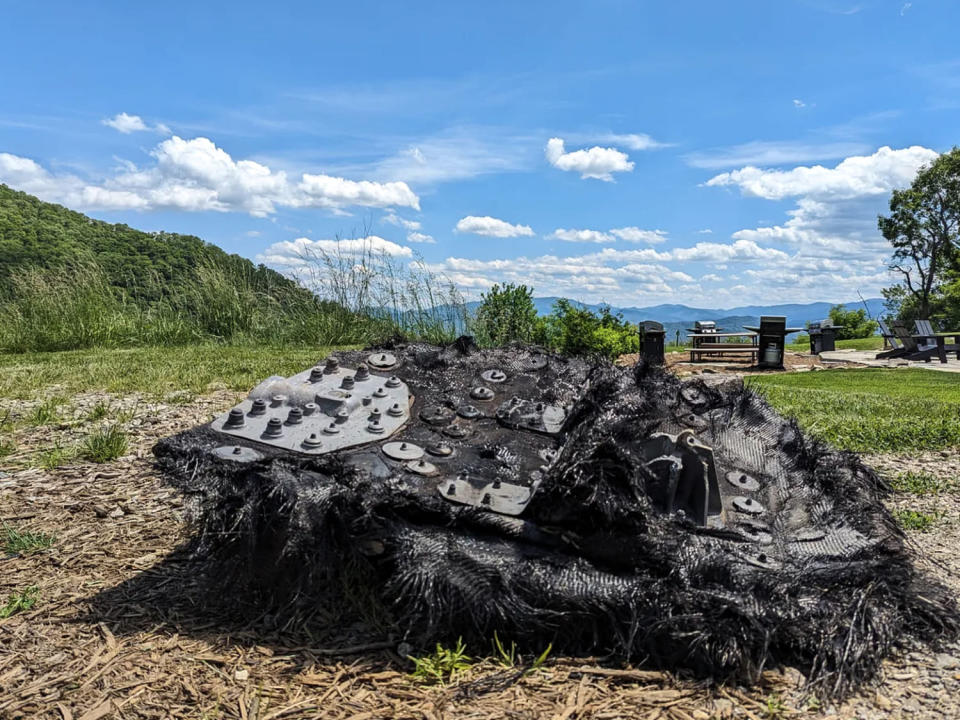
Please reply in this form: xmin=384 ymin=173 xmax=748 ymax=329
xmin=820 ymin=349 xmax=960 ymax=373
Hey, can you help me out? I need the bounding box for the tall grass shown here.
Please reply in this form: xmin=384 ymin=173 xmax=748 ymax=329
xmin=0 ymin=243 xmax=468 ymax=353
xmin=286 ymin=237 xmax=469 ymax=345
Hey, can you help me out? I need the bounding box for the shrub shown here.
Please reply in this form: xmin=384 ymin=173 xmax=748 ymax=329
xmin=828 ymin=305 xmax=878 ymax=340
xmin=543 ymin=300 xmax=638 ymax=359
xmin=473 ymin=283 xmax=545 ymax=347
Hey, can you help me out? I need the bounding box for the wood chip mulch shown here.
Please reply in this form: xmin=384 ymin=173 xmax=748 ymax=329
xmin=1 ymin=391 xmax=958 ymax=719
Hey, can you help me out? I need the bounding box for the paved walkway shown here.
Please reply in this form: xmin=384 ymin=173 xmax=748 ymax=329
xmin=820 ymin=348 xmax=960 ymax=374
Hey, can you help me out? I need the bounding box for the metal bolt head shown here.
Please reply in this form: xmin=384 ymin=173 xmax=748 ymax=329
xmin=335 ymin=408 xmax=350 ymax=423
xmin=323 ymin=422 xmax=340 ymax=435
xmin=324 ymin=356 xmax=340 ymax=373
xmin=309 ymin=367 xmax=324 ymax=382
xmin=481 ymin=369 xmax=508 ymax=383
xmin=232 ymin=446 xmax=242 ymax=455
xmin=303 ymin=433 xmax=323 ymax=448
xmin=355 ymin=363 xmax=370 ymax=381
xmin=427 ymin=442 xmax=453 ymax=457
xmin=387 ymin=403 xmax=404 ymax=417
xmin=471 ymin=386 xmax=495 ymax=401
xmin=373 ymin=387 xmax=388 ymax=398
xmin=265 ymin=417 xmax=284 ymax=437
xmin=303 ymin=402 xmax=318 ymax=415
xmin=271 ymin=394 xmax=286 ymax=406
xmin=250 ymin=399 xmax=267 ymax=415
xmin=385 ymin=375 xmax=402 ymax=388
xmin=369 ymin=408 xmax=382 ymax=420
xmin=457 ymin=404 xmax=480 ymax=419
xmin=286 ymin=407 xmax=303 ymax=425
xmin=367 ymin=419 xmax=385 ymax=434
xmin=226 ymin=408 xmax=245 ymax=427
xmin=341 ymin=376 xmax=356 ymax=389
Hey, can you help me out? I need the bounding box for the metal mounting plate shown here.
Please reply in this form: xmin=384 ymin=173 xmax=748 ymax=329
xmin=210 ymin=360 xmax=412 ymax=455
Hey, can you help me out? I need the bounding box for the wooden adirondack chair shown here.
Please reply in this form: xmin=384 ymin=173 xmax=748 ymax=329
xmin=914 ymin=319 xmax=939 ymax=350
xmin=876 ymin=318 xmax=907 ymax=359
xmin=889 ymin=320 xmax=942 ymax=363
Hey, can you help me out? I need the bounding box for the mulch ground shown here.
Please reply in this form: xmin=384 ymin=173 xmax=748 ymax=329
xmin=617 ymin=350 xmax=841 ymax=376
xmin=1 ymin=389 xmax=959 ymax=719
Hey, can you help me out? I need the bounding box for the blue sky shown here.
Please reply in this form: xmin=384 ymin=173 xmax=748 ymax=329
xmin=2 ymin=0 xmax=959 ymax=307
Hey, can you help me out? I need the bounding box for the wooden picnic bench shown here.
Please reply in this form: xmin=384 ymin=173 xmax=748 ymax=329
xmin=688 ymin=332 xmax=758 ymax=363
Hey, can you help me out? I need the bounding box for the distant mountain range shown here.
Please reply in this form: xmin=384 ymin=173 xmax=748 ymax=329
xmin=465 ymin=297 xmax=888 ymax=339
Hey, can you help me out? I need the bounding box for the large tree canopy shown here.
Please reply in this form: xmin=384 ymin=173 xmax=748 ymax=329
xmin=879 ymin=148 xmax=960 ymax=321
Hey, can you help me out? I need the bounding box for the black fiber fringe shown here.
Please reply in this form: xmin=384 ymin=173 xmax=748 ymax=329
xmin=153 ymin=342 xmax=957 ymax=698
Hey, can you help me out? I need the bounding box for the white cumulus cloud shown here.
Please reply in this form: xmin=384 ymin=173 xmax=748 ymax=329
xmin=0 ymin=136 xmax=421 ymax=216
xmin=610 ymin=227 xmax=668 ymax=244
xmin=102 ymin=112 xmax=170 ymax=135
xmin=454 ymin=215 xmax=534 ymax=238
xmin=705 ymin=146 xmax=938 ymax=201
xmin=551 ymin=228 xmax=614 ymax=243
xmin=407 ymin=231 xmax=436 ymax=244
xmin=545 ymin=137 xmax=634 ymax=181
xmin=257 ymin=235 xmax=413 ymax=268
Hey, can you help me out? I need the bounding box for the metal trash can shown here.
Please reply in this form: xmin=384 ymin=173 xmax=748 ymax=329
xmin=639 ymin=320 xmax=665 ymax=365
xmin=808 ymin=320 xmax=840 ymax=354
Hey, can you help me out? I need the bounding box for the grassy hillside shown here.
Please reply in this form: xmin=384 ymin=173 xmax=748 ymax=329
xmin=0 ymin=187 xmax=468 ymax=352
xmin=0 ymin=184 xmax=304 ymax=304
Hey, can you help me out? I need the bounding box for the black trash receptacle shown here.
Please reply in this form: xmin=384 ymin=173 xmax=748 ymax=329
xmin=639 ymin=320 xmax=665 ymax=365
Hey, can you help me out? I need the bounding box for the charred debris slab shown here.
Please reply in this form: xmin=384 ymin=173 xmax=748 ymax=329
xmin=153 ymin=339 xmax=956 ymax=697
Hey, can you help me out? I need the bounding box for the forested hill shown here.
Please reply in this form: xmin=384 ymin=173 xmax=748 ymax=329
xmin=0 ymin=184 xmax=306 ymax=303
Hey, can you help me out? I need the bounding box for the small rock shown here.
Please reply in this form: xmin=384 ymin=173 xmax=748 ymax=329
xmin=781 ymin=666 xmax=805 ymax=687
xmin=875 ymin=693 xmax=892 ymax=710
xmin=397 ymin=642 xmax=414 ymax=658
xmin=701 ymin=368 xmax=716 ymax=374
xmin=901 ymin=698 xmax=921 ymax=713
xmin=710 ymin=698 xmax=734 ymax=718
xmin=234 ymin=668 xmax=249 ymax=682
xmin=935 ymin=653 xmax=960 ymax=669
xmin=108 ymin=507 xmax=124 ymax=518
xmin=691 ymin=711 xmax=710 ymax=720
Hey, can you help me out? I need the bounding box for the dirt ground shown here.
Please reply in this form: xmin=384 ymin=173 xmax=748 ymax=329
xmin=1 ymin=389 xmax=959 ymax=720
xmin=616 ymin=350 xmax=846 ymax=376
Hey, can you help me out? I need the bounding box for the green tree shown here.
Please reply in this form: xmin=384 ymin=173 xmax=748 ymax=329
xmin=879 ymin=148 xmax=960 ymax=320
xmin=542 ymin=299 xmax=638 ymax=359
xmin=473 ymin=283 xmax=544 ymax=346
xmin=827 ymin=304 xmax=878 ymax=340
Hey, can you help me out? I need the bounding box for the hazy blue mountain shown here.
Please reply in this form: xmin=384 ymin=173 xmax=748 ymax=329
xmin=464 ymin=296 xmax=887 ymax=340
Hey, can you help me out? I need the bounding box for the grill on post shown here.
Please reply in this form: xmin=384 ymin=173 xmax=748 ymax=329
xmin=808 ymin=320 xmax=840 ymax=354
xmin=757 ymin=316 xmax=787 ymax=369
xmin=639 ymin=320 xmax=666 ymax=365
xmin=694 ymin=320 xmax=718 ymax=345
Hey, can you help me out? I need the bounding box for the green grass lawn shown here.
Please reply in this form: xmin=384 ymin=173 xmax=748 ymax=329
xmin=0 ymin=344 xmax=352 ymax=399
xmin=1 ymin=345 xmax=956 ymax=455
xmin=747 ymin=368 xmax=960 ymax=452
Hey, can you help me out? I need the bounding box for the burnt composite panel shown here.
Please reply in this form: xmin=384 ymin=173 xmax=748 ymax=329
xmin=153 ymin=340 xmax=956 ymax=698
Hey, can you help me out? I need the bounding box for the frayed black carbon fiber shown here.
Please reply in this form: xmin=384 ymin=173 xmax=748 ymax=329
xmin=153 ymin=339 xmax=956 ymax=698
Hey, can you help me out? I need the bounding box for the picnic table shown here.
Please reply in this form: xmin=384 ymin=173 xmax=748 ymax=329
xmin=688 ymin=331 xmax=758 ymax=363
xmin=912 ymin=331 xmax=960 ymax=363
xmin=742 ymin=325 xmax=806 ymax=334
